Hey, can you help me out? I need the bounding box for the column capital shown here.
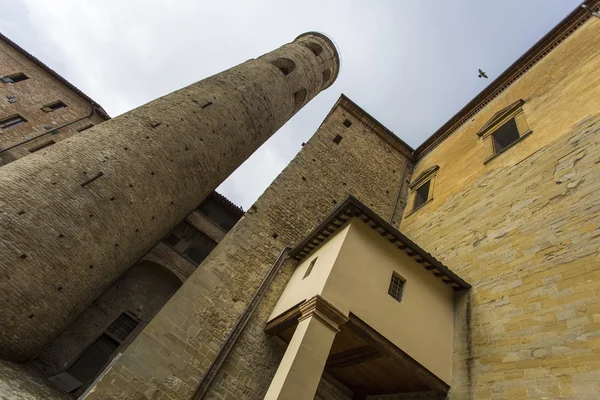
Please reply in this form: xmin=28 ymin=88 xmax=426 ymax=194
xmin=299 ymin=295 xmax=348 ymax=333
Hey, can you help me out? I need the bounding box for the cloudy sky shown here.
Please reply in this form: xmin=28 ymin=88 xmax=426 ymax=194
xmin=1 ymin=0 xmax=581 ymax=209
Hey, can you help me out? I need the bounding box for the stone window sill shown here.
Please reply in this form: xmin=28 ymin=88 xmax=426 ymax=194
xmin=404 ymin=197 xmax=434 ymax=218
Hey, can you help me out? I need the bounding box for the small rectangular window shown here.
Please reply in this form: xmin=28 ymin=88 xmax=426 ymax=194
xmin=1 ymin=73 xmax=29 ymax=83
xmin=164 ymin=233 xmax=180 ymax=247
xmin=0 ymin=114 xmax=27 ymax=130
xmin=41 ymin=100 xmax=67 ymax=113
xmin=413 ymin=180 xmax=431 ymax=210
xmin=303 ymin=257 xmax=318 ymax=279
xmin=77 ymin=123 xmax=94 ymax=132
xmin=29 ymin=140 xmax=56 ymax=153
xmin=343 ymin=119 xmax=352 ymax=128
xmin=333 ymin=134 xmax=343 ymax=144
xmin=492 ymin=119 xmax=520 ymax=154
xmin=106 ymin=313 xmax=139 ymax=342
xmin=388 ymin=272 xmax=405 ymax=302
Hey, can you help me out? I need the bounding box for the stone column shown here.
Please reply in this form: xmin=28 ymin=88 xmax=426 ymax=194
xmin=264 ymin=295 xmax=348 ymax=400
xmin=0 ymin=32 xmax=340 ymax=362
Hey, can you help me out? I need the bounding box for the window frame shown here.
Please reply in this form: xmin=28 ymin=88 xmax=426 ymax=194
xmin=388 ymin=272 xmax=406 ymax=303
xmin=406 ymin=165 xmax=439 ymax=215
xmin=477 ymin=99 xmax=532 ymax=164
xmin=41 ymin=100 xmax=68 ymax=113
xmin=0 ymin=114 xmax=27 ymax=130
xmin=2 ymin=72 xmax=29 ymax=83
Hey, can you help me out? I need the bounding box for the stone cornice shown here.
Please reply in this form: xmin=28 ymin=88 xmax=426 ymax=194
xmin=299 ymin=295 xmax=348 ymax=333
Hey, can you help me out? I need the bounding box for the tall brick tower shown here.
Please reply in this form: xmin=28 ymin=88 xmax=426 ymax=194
xmin=0 ymin=32 xmax=339 ymax=362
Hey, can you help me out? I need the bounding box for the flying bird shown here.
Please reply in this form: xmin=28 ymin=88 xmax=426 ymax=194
xmin=478 ymin=69 xmax=488 ymax=79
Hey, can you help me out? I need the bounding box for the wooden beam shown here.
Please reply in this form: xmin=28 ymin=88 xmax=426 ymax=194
xmin=325 ymin=346 xmax=382 ymax=369
xmin=346 ymin=314 xmax=450 ymax=395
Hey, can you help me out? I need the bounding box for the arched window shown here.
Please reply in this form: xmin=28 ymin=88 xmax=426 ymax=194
xmin=322 ymin=69 xmax=331 ymax=86
xmin=294 ymin=89 xmax=307 ymax=109
xmin=271 ymin=58 xmax=296 ymax=76
xmin=303 ymin=42 xmax=323 ymax=57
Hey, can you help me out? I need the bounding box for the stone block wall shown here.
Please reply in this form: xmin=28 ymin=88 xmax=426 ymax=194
xmin=86 ymin=96 xmax=414 ymax=399
xmin=400 ymin=17 xmax=600 ymax=400
xmin=0 ymin=32 xmax=338 ymax=362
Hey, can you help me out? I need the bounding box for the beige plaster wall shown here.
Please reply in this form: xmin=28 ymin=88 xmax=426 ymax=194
xmin=268 ymin=219 xmax=455 ymax=384
xmin=324 ymin=221 xmax=455 ymax=384
xmin=268 ymin=224 xmax=350 ymax=320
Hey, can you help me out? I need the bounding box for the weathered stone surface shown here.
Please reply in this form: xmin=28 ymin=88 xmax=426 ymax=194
xmin=401 ymin=17 xmax=600 ymax=399
xmin=0 ymin=32 xmax=339 ymax=362
xmin=0 ymin=35 xmax=107 ymax=165
xmin=0 ymin=360 xmax=68 ymax=400
xmin=86 ymin=96 xmax=413 ymax=399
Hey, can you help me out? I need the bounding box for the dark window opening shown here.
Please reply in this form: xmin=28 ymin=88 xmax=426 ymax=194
xmin=303 ymin=42 xmax=323 ymax=57
xmin=162 ymin=221 xmax=217 ymax=265
xmin=492 ymin=118 xmax=520 ymax=154
xmin=106 ymin=313 xmax=139 ymax=342
xmin=77 ymin=123 xmax=94 ymax=132
xmin=333 ymin=134 xmax=343 ymax=144
xmin=198 ymin=196 xmax=241 ymax=231
xmin=271 ymin=58 xmax=296 ymax=76
xmin=293 ymin=88 xmax=307 ymax=109
xmin=42 ymin=100 xmax=67 ymax=112
xmin=413 ymin=180 xmax=431 ymax=210
xmin=322 ymin=69 xmax=331 ymax=84
xmin=303 ymin=258 xmax=318 ymax=279
xmin=343 ymin=119 xmax=352 ymax=128
xmin=164 ymin=233 xmax=180 ymax=247
xmin=1 ymin=73 xmax=28 ymax=83
xmin=67 ymin=334 xmax=118 ymax=387
xmin=67 ymin=312 xmax=138 ymax=388
xmin=29 ymin=140 xmax=55 ymax=153
xmin=0 ymin=114 xmax=27 ymax=130
xmin=388 ymin=272 xmax=406 ymax=302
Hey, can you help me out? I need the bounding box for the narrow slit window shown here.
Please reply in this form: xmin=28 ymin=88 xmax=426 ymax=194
xmin=29 ymin=140 xmax=55 ymax=153
xmin=0 ymin=114 xmax=27 ymax=130
xmin=492 ymin=119 xmax=520 ymax=154
xmin=41 ymin=100 xmax=67 ymax=113
xmin=388 ymin=272 xmax=405 ymax=302
xmin=413 ymin=180 xmax=431 ymax=210
xmin=77 ymin=123 xmax=94 ymax=132
xmin=2 ymin=73 xmax=29 ymax=83
xmin=303 ymin=258 xmax=318 ymax=279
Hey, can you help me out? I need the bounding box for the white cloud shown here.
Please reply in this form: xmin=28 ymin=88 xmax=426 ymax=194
xmin=1 ymin=0 xmax=581 ymax=208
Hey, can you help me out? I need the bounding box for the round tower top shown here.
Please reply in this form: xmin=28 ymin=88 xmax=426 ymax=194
xmin=294 ymin=31 xmax=341 ymax=89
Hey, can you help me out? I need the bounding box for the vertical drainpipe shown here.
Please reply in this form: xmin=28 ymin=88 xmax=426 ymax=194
xmin=389 ymin=157 xmax=412 ymax=225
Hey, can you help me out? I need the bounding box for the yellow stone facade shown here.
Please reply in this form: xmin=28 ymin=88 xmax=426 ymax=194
xmin=401 ymin=14 xmax=600 ymax=400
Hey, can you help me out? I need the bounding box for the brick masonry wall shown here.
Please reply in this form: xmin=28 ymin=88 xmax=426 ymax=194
xmin=0 ymin=32 xmax=338 ymax=362
xmin=85 ymin=97 xmax=414 ymax=399
xmin=0 ymin=38 xmax=105 ymax=165
xmin=400 ymin=18 xmax=600 ymax=400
